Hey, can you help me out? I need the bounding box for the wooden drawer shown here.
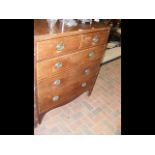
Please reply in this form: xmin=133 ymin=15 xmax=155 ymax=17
xmin=37 ymin=76 xmax=96 ymax=113
xmin=80 ymin=30 xmax=109 ymax=49
xmin=37 ymin=45 xmax=105 ymax=81
xmin=37 ymin=35 xmax=81 ymax=61
xmin=37 ymin=62 xmax=100 ymax=91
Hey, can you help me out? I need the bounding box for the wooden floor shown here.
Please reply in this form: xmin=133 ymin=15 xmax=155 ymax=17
xmin=34 ymin=58 xmax=121 ymax=134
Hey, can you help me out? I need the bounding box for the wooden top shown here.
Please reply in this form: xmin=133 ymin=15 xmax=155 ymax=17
xmin=34 ymin=19 xmax=111 ymax=41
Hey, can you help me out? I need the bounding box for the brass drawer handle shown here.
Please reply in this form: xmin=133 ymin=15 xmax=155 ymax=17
xmin=53 ymin=79 xmax=61 ymax=86
xmin=88 ymin=51 xmax=95 ymax=58
xmin=55 ymin=62 xmax=62 ymax=69
xmin=92 ymin=35 xmax=99 ymax=43
xmin=56 ymin=42 xmax=64 ymax=51
xmin=84 ymin=68 xmax=90 ymax=75
xmin=52 ymin=96 xmax=60 ymax=101
xmin=81 ymin=82 xmax=87 ymax=87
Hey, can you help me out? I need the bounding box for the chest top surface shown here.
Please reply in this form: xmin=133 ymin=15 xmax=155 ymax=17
xmin=34 ymin=19 xmax=110 ymax=41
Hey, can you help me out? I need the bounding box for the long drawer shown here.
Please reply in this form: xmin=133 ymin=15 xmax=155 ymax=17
xmin=38 ymin=76 xmax=96 ymax=113
xmin=37 ymin=62 xmax=100 ymax=94
xmin=37 ymin=60 xmax=100 ymax=84
xmin=38 ymin=77 xmax=95 ymax=113
xmin=37 ymin=45 xmax=105 ymax=81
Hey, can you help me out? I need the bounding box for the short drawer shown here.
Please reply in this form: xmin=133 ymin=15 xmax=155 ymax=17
xmin=37 ymin=45 xmax=105 ymax=81
xmin=37 ymin=76 xmax=96 ymax=113
xmin=37 ymin=35 xmax=81 ymax=61
xmin=80 ymin=30 xmax=109 ymax=49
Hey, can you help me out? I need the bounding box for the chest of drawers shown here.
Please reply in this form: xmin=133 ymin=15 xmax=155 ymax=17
xmin=34 ymin=20 xmax=111 ymax=124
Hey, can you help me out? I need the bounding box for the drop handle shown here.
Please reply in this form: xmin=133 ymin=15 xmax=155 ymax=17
xmin=55 ymin=62 xmax=62 ymax=69
xmin=88 ymin=51 xmax=95 ymax=58
xmin=81 ymin=82 xmax=87 ymax=87
xmin=56 ymin=42 xmax=64 ymax=51
xmin=52 ymin=96 xmax=60 ymax=101
xmin=53 ymin=79 xmax=61 ymax=86
xmin=84 ymin=68 xmax=90 ymax=75
xmin=92 ymin=35 xmax=99 ymax=43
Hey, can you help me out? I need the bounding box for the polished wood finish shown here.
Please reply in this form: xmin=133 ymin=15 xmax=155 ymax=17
xmin=38 ymin=76 xmax=96 ymax=113
xmin=37 ymin=62 xmax=100 ymax=86
xmin=37 ymin=35 xmax=81 ymax=61
xmin=37 ymin=46 xmax=105 ymax=81
xmin=34 ymin=19 xmax=111 ymax=124
xmin=80 ymin=31 xmax=109 ymax=49
xmin=34 ymin=20 xmax=110 ymax=41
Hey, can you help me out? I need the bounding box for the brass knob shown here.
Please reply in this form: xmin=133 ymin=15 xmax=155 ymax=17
xmin=56 ymin=42 xmax=64 ymax=51
xmin=52 ymin=96 xmax=59 ymax=101
xmin=88 ymin=51 xmax=95 ymax=58
xmin=53 ymin=79 xmax=61 ymax=86
xmin=84 ymin=68 xmax=90 ymax=75
xmin=92 ymin=35 xmax=99 ymax=43
xmin=55 ymin=62 xmax=62 ymax=69
xmin=81 ymin=82 xmax=87 ymax=87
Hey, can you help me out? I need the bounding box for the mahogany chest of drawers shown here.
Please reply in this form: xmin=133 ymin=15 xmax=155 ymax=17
xmin=34 ymin=20 xmax=111 ymax=124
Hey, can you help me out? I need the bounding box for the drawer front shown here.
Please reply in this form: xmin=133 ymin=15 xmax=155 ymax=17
xmin=37 ymin=62 xmax=100 ymax=92
xmin=37 ymin=35 xmax=81 ymax=61
xmin=37 ymin=76 xmax=96 ymax=113
xmin=37 ymin=45 xmax=105 ymax=81
xmin=80 ymin=30 xmax=109 ymax=49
